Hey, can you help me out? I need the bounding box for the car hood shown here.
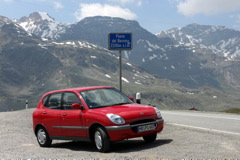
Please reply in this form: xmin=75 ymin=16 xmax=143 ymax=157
xmin=94 ymin=103 xmax=156 ymax=120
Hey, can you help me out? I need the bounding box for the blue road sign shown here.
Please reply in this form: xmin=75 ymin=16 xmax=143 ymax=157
xmin=108 ymin=33 xmax=132 ymax=50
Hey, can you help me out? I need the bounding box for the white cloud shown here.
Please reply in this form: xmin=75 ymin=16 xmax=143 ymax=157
xmin=108 ymin=0 xmax=143 ymax=6
xmin=111 ymin=0 xmax=135 ymax=3
xmin=1 ymin=0 xmax=14 ymax=2
xmin=74 ymin=3 xmax=137 ymax=21
xmin=176 ymin=0 xmax=240 ymax=16
xmin=137 ymin=1 xmax=142 ymax=7
xmin=109 ymin=0 xmax=135 ymax=4
xmin=53 ymin=1 xmax=64 ymax=9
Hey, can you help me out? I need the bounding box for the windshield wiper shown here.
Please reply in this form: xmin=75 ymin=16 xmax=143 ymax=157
xmin=92 ymin=102 xmax=131 ymax=108
xmin=112 ymin=102 xmax=130 ymax=106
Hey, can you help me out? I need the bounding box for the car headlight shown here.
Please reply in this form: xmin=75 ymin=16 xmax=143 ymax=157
xmin=106 ymin=114 xmax=125 ymax=124
xmin=154 ymin=107 xmax=162 ymax=118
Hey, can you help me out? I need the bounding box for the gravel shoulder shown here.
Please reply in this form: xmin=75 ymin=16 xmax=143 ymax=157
xmin=0 ymin=109 xmax=239 ymax=159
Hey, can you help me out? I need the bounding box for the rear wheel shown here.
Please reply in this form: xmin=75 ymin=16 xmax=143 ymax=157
xmin=36 ymin=127 xmax=52 ymax=147
xmin=143 ymin=133 xmax=157 ymax=143
xmin=94 ymin=127 xmax=110 ymax=152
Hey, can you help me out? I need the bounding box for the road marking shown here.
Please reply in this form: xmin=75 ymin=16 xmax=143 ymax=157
xmin=162 ymin=112 xmax=240 ymax=121
xmin=167 ymin=123 xmax=240 ymax=136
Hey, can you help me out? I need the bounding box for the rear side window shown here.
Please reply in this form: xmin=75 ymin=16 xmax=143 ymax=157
xmin=44 ymin=93 xmax=62 ymax=110
xmin=42 ymin=95 xmax=49 ymax=106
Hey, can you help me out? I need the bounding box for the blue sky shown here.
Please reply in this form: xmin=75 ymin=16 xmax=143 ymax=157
xmin=1 ymin=0 xmax=240 ymax=34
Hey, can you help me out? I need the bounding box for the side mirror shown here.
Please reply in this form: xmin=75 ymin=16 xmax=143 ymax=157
xmin=71 ymin=103 xmax=83 ymax=110
xmin=129 ymin=97 xmax=134 ymax=102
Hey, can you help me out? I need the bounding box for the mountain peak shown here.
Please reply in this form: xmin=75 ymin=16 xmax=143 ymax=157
xmin=17 ymin=12 xmax=68 ymax=40
xmin=79 ymin=16 xmax=140 ymax=26
xmin=19 ymin=12 xmax=55 ymax=22
xmin=30 ymin=12 xmax=54 ymax=22
xmin=36 ymin=12 xmax=55 ymax=21
xmin=0 ymin=15 xmax=13 ymax=26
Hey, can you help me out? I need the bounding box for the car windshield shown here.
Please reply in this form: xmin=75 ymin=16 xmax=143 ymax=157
xmin=80 ymin=88 xmax=133 ymax=109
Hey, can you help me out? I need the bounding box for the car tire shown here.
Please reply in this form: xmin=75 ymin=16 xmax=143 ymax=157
xmin=143 ymin=133 xmax=157 ymax=143
xmin=94 ymin=127 xmax=110 ymax=152
xmin=36 ymin=127 xmax=52 ymax=147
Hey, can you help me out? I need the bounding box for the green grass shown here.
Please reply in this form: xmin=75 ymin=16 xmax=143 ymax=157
xmin=221 ymin=108 xmax=240 ymax=114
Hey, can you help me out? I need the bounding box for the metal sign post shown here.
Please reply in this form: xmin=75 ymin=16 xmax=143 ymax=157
xmin=119 ymin=50 xmax=122 ymax=92
xmin=108 ymin=33 xmax=132 ymax=92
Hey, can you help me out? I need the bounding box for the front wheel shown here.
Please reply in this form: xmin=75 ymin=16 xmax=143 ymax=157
xmin=94 ymin=127 xmax=110 ymax=152
xmin=36 ymin=127 xmax=52 ymax=147
xmin=143 ymin=133 xmax=157 ymax=143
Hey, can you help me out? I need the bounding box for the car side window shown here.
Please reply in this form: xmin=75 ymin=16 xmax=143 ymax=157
xmin=63 ymin=92 xmax=81 ymax=110
xmin=45 ymin=93 xmax=62 ymax=110
xmin=42 ymin=95 xmax=49 ymax=106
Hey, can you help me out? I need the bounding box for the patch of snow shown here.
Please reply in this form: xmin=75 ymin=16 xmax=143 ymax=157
xmin=52 ymin=42 xmax=64 ymax=45
xmin=124 ymin=51 xmax=129 ymax=60
xmin=148 ymin=48 xmax=153 ymax=52
xmin=41 ymin=38 xmax=48 ymax=41
xmin=146 ymin=40 xmax=160 ymax=50
xmin=38 ymin=12 xmax=54 ymax=21
xmin=135 ymin=81 xmax=142 ymax=85
xmin=122 ymin=77 xmax=129 ymax=83
xmin=149 ymin=54 xmax=157 ymax=60
xmin=38 ymin=44 xmax=47 ymax=49
xmin=126 ymin=63 xmax=132 ymax=66
xmin=134 ymin=73 xmax=145 ymax=79
xmin=137 ymin=39 xmax=144 ymax=44
xmin=105 ymin=74 xmax=111 ymax=78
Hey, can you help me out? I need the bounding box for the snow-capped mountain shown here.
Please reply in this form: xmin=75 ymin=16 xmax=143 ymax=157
xmin=1 ymin=13 xmax=240 ymax=112
xmin=156 ymin=24 xmax=240 ymax=60
xmin=17 ymin=12 xmax=68 ymax=40
xmin=0 ymin=15 xmax=160 ymax=111
xmin=15 ymin=12 xmax=240 ymax=90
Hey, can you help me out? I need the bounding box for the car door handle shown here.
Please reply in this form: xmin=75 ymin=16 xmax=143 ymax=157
xmin=62 ymin=114 xmax=67 ymax=116
xmin=42 ymin=112 xmax=47 ymax=114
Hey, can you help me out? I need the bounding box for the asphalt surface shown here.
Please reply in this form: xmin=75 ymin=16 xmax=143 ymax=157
xmin=0 ymin=109 xmax=239 ymax=159
xmin=161 ymin=110 xmax=240 ymax=136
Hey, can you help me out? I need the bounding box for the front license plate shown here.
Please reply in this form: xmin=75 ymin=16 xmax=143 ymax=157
xmin=137 ymin=124 xmax=156 ymax=133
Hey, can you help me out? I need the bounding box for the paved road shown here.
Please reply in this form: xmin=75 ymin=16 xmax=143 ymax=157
xmin=1 ymin=109 xmax=240 ymax=159
xmin=161 ymin=110 xmax=240 ymax=136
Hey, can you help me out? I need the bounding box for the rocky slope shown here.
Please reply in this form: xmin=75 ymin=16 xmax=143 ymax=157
xmin=16 ymin=12 xmax=240 ymax=89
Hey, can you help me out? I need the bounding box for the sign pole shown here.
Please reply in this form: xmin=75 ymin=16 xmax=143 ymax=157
xmin=119 ymin=50 xmax=122 ymax=92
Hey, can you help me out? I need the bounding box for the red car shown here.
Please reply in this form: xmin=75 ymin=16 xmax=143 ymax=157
xmin=32 ymin=86 xmax=164 ymax=152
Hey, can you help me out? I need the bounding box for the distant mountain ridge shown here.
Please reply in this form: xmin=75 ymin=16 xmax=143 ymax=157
xmin=14 ymin=12 xmax=240 ymax=90
xmin=156 ymin=24 xmax=240 ymax=60
xmin=17 ymin=12 xmax=68 ymax=40
xmin=1 ymin=15 xmax=160 ymax=111
xmin=1 ymin=12 xmax=240 ymax=112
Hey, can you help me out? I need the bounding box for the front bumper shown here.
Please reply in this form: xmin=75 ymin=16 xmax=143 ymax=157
xmin=106 ymin=119 xmax=164 ymax=141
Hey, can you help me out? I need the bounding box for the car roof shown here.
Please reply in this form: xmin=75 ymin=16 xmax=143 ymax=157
xmin=44 ymin=86 xmax=114 ymax=95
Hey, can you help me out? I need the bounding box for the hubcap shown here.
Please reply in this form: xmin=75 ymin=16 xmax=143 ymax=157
xmin=94 ymin=131 xmax=102 ymax=149
xmin=37 ymin=129 xmax=46 ymax=145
